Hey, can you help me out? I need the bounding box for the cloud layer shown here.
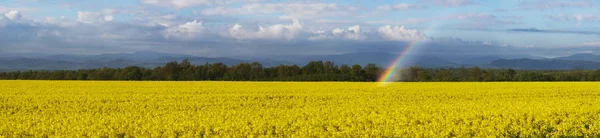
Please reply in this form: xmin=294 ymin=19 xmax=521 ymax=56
xmin=0 ymin=0 xmax=599 ymax=58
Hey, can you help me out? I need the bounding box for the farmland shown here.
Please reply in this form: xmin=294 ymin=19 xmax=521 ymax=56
xmin=1 ymin=81 xmax=600 ymax=137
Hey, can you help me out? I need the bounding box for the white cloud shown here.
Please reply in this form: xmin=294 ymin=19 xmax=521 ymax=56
xmin=378 ymin=25 xmax=422 ymax=41
xmin=482 ymin=40 xmax=493 ymax=46
xmin=453 ymin=13 xmax=495 ymax=20
xmin=77 ymin=12 xmax=102 ymax=23
xmin=451 ymin=13 xmax=515 ymax=26
xmin=77 ymin=10 xmax=117 ymax=23
xmin=60 ymin=4 xmax=73 ymax=9
xmin=104 ymin=15 xmax=114 ymax=22
xmin=163 ymin=20 xmax=205 ymax=40
xmin=341 ymin=25 xmax=363 ymax=40
xmin=368 ymin=12 xmax=515 ymax=29
xmin=138 ymin=14 xmax=179 ymax=27
xmin=308 ymin=30 xmax=334 ymax=41
xmin=102 ymin=9 xmax=116 ymax=14
xmin=201 ymin=3 xmax=357 ymax=19
xmin=228 ymin=19 xmax=303 ymax=40
xmin=446 ymin=13 xmax=517 ymax=29
xmin=314 ymin=19 xmax=355 ymax=24
xmin=421 ymin=0 xmax=475 ymax=7
xmin=43 ymin=16 xmax=77 ymax=27
xmin=520 ymin=0 xmax=593 ymax=10
xmin=141 ymin=0 xmax=263 ymax=9
xmin=124 ymin=9 xmax=199 ymax=27
xmin=309 ymin=25 xmax=364 ymax=41
xmin=102 ymin=9 xmax=116 ymax=21
xmin=581 ymin=42 xmax=600 ymax=47
xmin=5 ymin=10 xmax=22 ymax=20
xmin=0 ymin=6 xmax=40 ymax=16
xmin=141 ymin=0 xmax=212 ymax=9
xmin=547 ymin=14 xmax=600 ymax=26
xmin=376 ymin=3 xmax=421 ymax=11
xmin=228 ymin=24 xmax=254 ymax=40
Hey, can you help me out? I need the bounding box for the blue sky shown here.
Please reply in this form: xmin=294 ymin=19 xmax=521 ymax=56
xmin=0 ymin=0 xmax=599 ymax=57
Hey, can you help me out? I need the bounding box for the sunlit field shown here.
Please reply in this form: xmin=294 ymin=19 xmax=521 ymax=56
xmin=1 ymin=81 xmax=600 ymax=137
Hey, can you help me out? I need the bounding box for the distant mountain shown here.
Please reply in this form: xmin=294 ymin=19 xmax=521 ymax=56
xmin=3 ymin=51 xmax=600 ymax=71
xmin=0 ymin=52 xmax=53 ymax=58
xmin=458 ymin=56 xmax=503 ymax=66
xmin=299 ymin=52 xmax=397 ymax=66
xmin=43 ymin=51 xmax=194 ymax=62
xmin=92 ymin=51 xmax=194 ymax=61
xmin=149 ymin=56 xmax=252 ymax=66
xmin=402 ymin=56 xmax=461 ymax=68
xmin=270 ymin=52 xmax=460 ymax=68
xmin=490 ymin=58 xmax=600 ymax=70
xmin=0 ymin=58 xmax=80 ymax=70
xmin=80 ymin=59 xmax=164 ymax=69
xmin=554 ymin=53 xmax=600 ymax=62
xmin=0 ymin=51 xmax=292 ymax=70
xmin=44 ymin=54 xmax=88 ymax=62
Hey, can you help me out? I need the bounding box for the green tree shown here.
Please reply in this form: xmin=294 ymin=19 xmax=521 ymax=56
xmin=362 ymin=64 xmax=381 ymax=82
xmin=471 ymin=67 xmax=482 ymax=81
xmin=163 ymin=61 xmax=180 ymax=80
xmin=416 ymin=68 xmax=431 ymax=82
xmin=208 ymin=63 xmax=227 ymax=80
xmin=350 ymin=64 xmax=364 ymax=81
xmin=302 ymin=61 xmax=325 ymax=75
xmin=250 ymin=62 xmax=265 ymax=80
xmin=435 ymin=69 xmax=453 ymax=81
xmin=120 ymin=66 xmax=143 ymax=80
xmin=323 ymin=61 xmax=338 ymax=74
xmin=339 ymin=64 xmax=351 ymax=75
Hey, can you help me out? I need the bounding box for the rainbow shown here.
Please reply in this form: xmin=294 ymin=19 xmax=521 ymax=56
xmin=377 ymin=40 xmax=421 ymax=86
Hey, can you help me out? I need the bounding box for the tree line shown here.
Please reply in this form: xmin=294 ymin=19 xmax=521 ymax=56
xmin=1 ymin=59 xmax=600 ymax=81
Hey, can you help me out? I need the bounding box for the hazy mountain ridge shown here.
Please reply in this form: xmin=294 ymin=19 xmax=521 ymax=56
xmin=0 ymin=51 xmax=293 ymax=70
xmin=490 ymin=58 xmax=600 ymax=70
xmin=554 ymin=53 xmax=600 ymax=62
xmin=1 ymin=51 xmax=600 ymax=71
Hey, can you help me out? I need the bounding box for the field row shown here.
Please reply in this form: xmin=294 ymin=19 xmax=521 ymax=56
xmin=1 ymin=81 xmax=600 ymax=137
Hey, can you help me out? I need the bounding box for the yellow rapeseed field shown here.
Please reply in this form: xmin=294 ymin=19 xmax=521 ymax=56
xmin=1 ymin=81 xmax=600 ymax=137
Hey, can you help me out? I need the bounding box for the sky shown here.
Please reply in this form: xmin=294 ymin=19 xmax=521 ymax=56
xmin=0 ymin=0 xmax=599 ymax=58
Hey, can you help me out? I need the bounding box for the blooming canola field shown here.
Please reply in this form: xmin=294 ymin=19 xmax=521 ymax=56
xmin=1 ymin=81 xmax=600 ymax=137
